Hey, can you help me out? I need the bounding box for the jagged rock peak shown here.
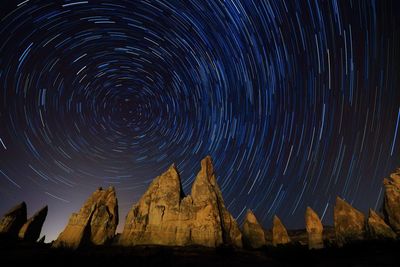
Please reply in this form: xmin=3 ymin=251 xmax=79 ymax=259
xmin=367 ymin=209 xmax=396 ymax=240
xmin=119 ymin=156 xmax=242 ymax=248
xmin=242 ymin=209 xmax=266 ymax=249
xmin=383 ymin=168 xmax=400 ymax=234
xmin=334 ymin=197 xmax=365 ymax=246
xmin=0 ymin=202 xmax=27 ymax=237
xmin=52 ymin=186 xmax=118 ymax=249
xmin=305 ymin=207 xmax=324 ymax=249
xmin=272 ymin=215 xmax=291 ymax=246
xmin=18 ymin=205 xmax=48 ymax=242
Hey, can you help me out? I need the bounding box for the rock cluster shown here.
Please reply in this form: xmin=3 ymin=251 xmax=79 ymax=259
xmin=305 ymin=207 xmax=323 ymax=249
xmin=383 ymin=168 xmax=400 ymax=234
xmin=0 ymin=202 xmax=47 ymax=242
xmin=119 ymin=156 xmax=242 ymax=247
xmin=53 ymin=186 xmax=118 ymax=249
xmin=242 ymin=210 xmax=266 ymax=248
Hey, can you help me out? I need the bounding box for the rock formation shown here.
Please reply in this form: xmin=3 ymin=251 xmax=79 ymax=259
xmin=242 ymin=210 xmax=266 ymax=248
xmin=53 ymin=187 xmax=118 ymax=249
xmin=119 ymin=156 xmax=242 ymax=247
xmin=0 ymin=202 xmax=27 ymax=238
xmin=18 ymin=205 xmax=48 ymax=242
xmin=334 ymin=197 xmax=365 ymax=246
xmin=383 ymin=168 xmax=400 ymax=234
xmin=367 ymin=209 xmax=396 ymax=240
xmin=305 ymin=207 xmax=324 ymax=249
xmin=272 ymin=215 xmax=290 ymax=246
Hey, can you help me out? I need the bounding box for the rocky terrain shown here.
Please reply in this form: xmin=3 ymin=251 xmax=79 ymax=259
xmin=1 ymin=157 xmax=400 ymax=266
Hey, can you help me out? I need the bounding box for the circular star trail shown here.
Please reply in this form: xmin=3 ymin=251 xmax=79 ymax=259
xmin=0 ymin=0 xmax=399 ymax=240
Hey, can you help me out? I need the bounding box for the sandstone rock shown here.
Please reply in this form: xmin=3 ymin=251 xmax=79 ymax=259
xmin=272 ymin=215 xmax=290 ymax=246
xmin=367 ymin=209 xmax=396 ymax=240
xmin=383 ymin=168 xmax=400 ymax=234
xmin=119 ymin=156 xmax=242 ymax=247
xmin=334 ymin=197 xmax=365 ymax=246
xmin=53 ymin=187 xmax=118 ymax=248
xmin=305 ymin=207 xmax=324 ymax=249
xmin=242 ymin=210 xmax=266 ymax=248
xmin=0 ymin=202 xmax=27 ymax=237
xmin=18 ymin=205 xmax=48 ymax=242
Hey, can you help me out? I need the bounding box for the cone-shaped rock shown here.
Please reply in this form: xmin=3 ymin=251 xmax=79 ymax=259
xmin=18 ymin=205 xmax=48 ymax=242
xmin=119 ymin=156 xmax=242 ymax=247
xmin=272 ymin=215 xmax=291 ymax=246
xmin=334 ymin=197 xmax=365 ymax=246
xmin=305 ymin=207 xmax=324 ymax=249
xmin=53 ymin=187 xmax=118 ymax=248
xmin=383 ymin=169 xmax=400 ymax=234
xmin=0 ymin=202 xmax=27 ymax=238
xmin=367 ymin=209 xmax=396 ymax=240
xmin=242 ymin=210 xmax=266 ymax=248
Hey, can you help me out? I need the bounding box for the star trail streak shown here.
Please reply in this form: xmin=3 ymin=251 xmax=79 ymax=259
xmin=0 ymin=0 xmax=399 ymax=241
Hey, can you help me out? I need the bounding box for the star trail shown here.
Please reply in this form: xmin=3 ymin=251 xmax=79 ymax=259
xmin=0 ymin=0 xmax=399 ymax=241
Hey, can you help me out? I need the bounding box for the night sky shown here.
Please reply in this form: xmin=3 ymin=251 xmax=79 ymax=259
xmin=0 ymin=0 xmax=399 ymax=242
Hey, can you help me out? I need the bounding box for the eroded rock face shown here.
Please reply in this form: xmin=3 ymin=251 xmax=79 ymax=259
xmin=272 ymin=215 xmax=290 ymax=246
xmin=119 ymin=156 xmax=242 ymax=247
xmin=383 ymin=169 xmax=400 ymax=234
xmin=305 ymin=207 xmax=324 ymax=249
xmin=53 ymin=187 xmax=118 ymax=249
xmin=242 ymin=210 xmax=266 ymax=248
xmin=0 ymin=202 xmax=27 ymax=237
xmin=18 ymin=206 xmax=48 ymax=242
xmin=334 ymin=197 xmax=365 ymax=246
xmin=367 ymin=209 xmax=396 ymax=240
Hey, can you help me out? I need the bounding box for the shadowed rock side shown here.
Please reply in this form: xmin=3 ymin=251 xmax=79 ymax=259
xmin=334 ymin=197 xmax=365 ymax=246
xmin=383 ymin=168 xmax=400 ymax=234
xmin=272 ymin=215 xmax=290 ymax=246
xmin=0 ymin=202 xmax=27 ymax=238
xmin=18 ymin=206 xmax=48 ymax=242
xmin=305 ymin=207 xmax=324 ymax=249
xmin=53 ymin=187 xmax=118 ymax=249
xmin=119 ymin=156 xmax=242 ymax=248
xmin=367 ymin=209 xmax=396 ymax=240
xmin=242 ymin=210 xmax=266 ymax=249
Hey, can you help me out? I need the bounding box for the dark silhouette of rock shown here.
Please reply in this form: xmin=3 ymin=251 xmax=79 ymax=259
xmin=242 ymin=210 xmax=266 ymax=248
xmin=38 ymin=236 xmax=45 ymax=243
xmin=0 ymin=202 xmax=27 ymax=238
xmin=53 ymin=187 xmax=118 ymax=249
xmin=18 ymin=206 xmax=48 ymax=242
xmin=272 ymin=215 xmax=290 ymax=246
xmin=119 ymin=156 xmax=242 ymax=247
xmin=334 ymin=197 xmax=365 ymax=246
xmin=367 ymin=209 xmax=396 ymax=240
xmin=383 ymin=168 xmax=400 ymax=234
xmin=305 ymin=207 xmax=324 ymax=249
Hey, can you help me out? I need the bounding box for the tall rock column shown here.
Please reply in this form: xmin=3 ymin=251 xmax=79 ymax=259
xmin=0 ymin=202 xmax=27 ymax=238
xmin=383 ymin=168 xmax=400 ymax=235
xmin=53 ymin=187 xmax=118 ymax=248
xmin=242 ymin=210 xmax=266 ymax=248
xmin=334 ymin=197 xmax=365 ymax=246
xmin=18 ymin=205 xmax=48 ymax=242
xmin=305 ymin=207 xmax=324 ymax=249
xmin=272 ymin=215 xmax=291 ymax=246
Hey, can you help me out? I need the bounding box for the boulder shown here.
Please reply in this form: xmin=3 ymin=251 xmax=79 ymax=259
xmin=383 ymin=168 xmax=400 ymax=234
xmin=334 ymin=197 xmax=365 ymax=246
xmin=272 ymin=215 xmax=290 ymax=246
xmin=53 ymin=187 xmax=118 ymax=248
xmin=242 ymin=210 xmax=266 ymax=248
xmin=305 ymin=207 xmax=324 ymax=249
xmin=0 ymin=202 xmax=27 ymax=238
xmin=367 ymin=209 xmax=396 ymax=240
xmin=119 ymin=156 xmax=242 ymax=247
xmin=18 ymin=205 xmax=48 ymax=242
